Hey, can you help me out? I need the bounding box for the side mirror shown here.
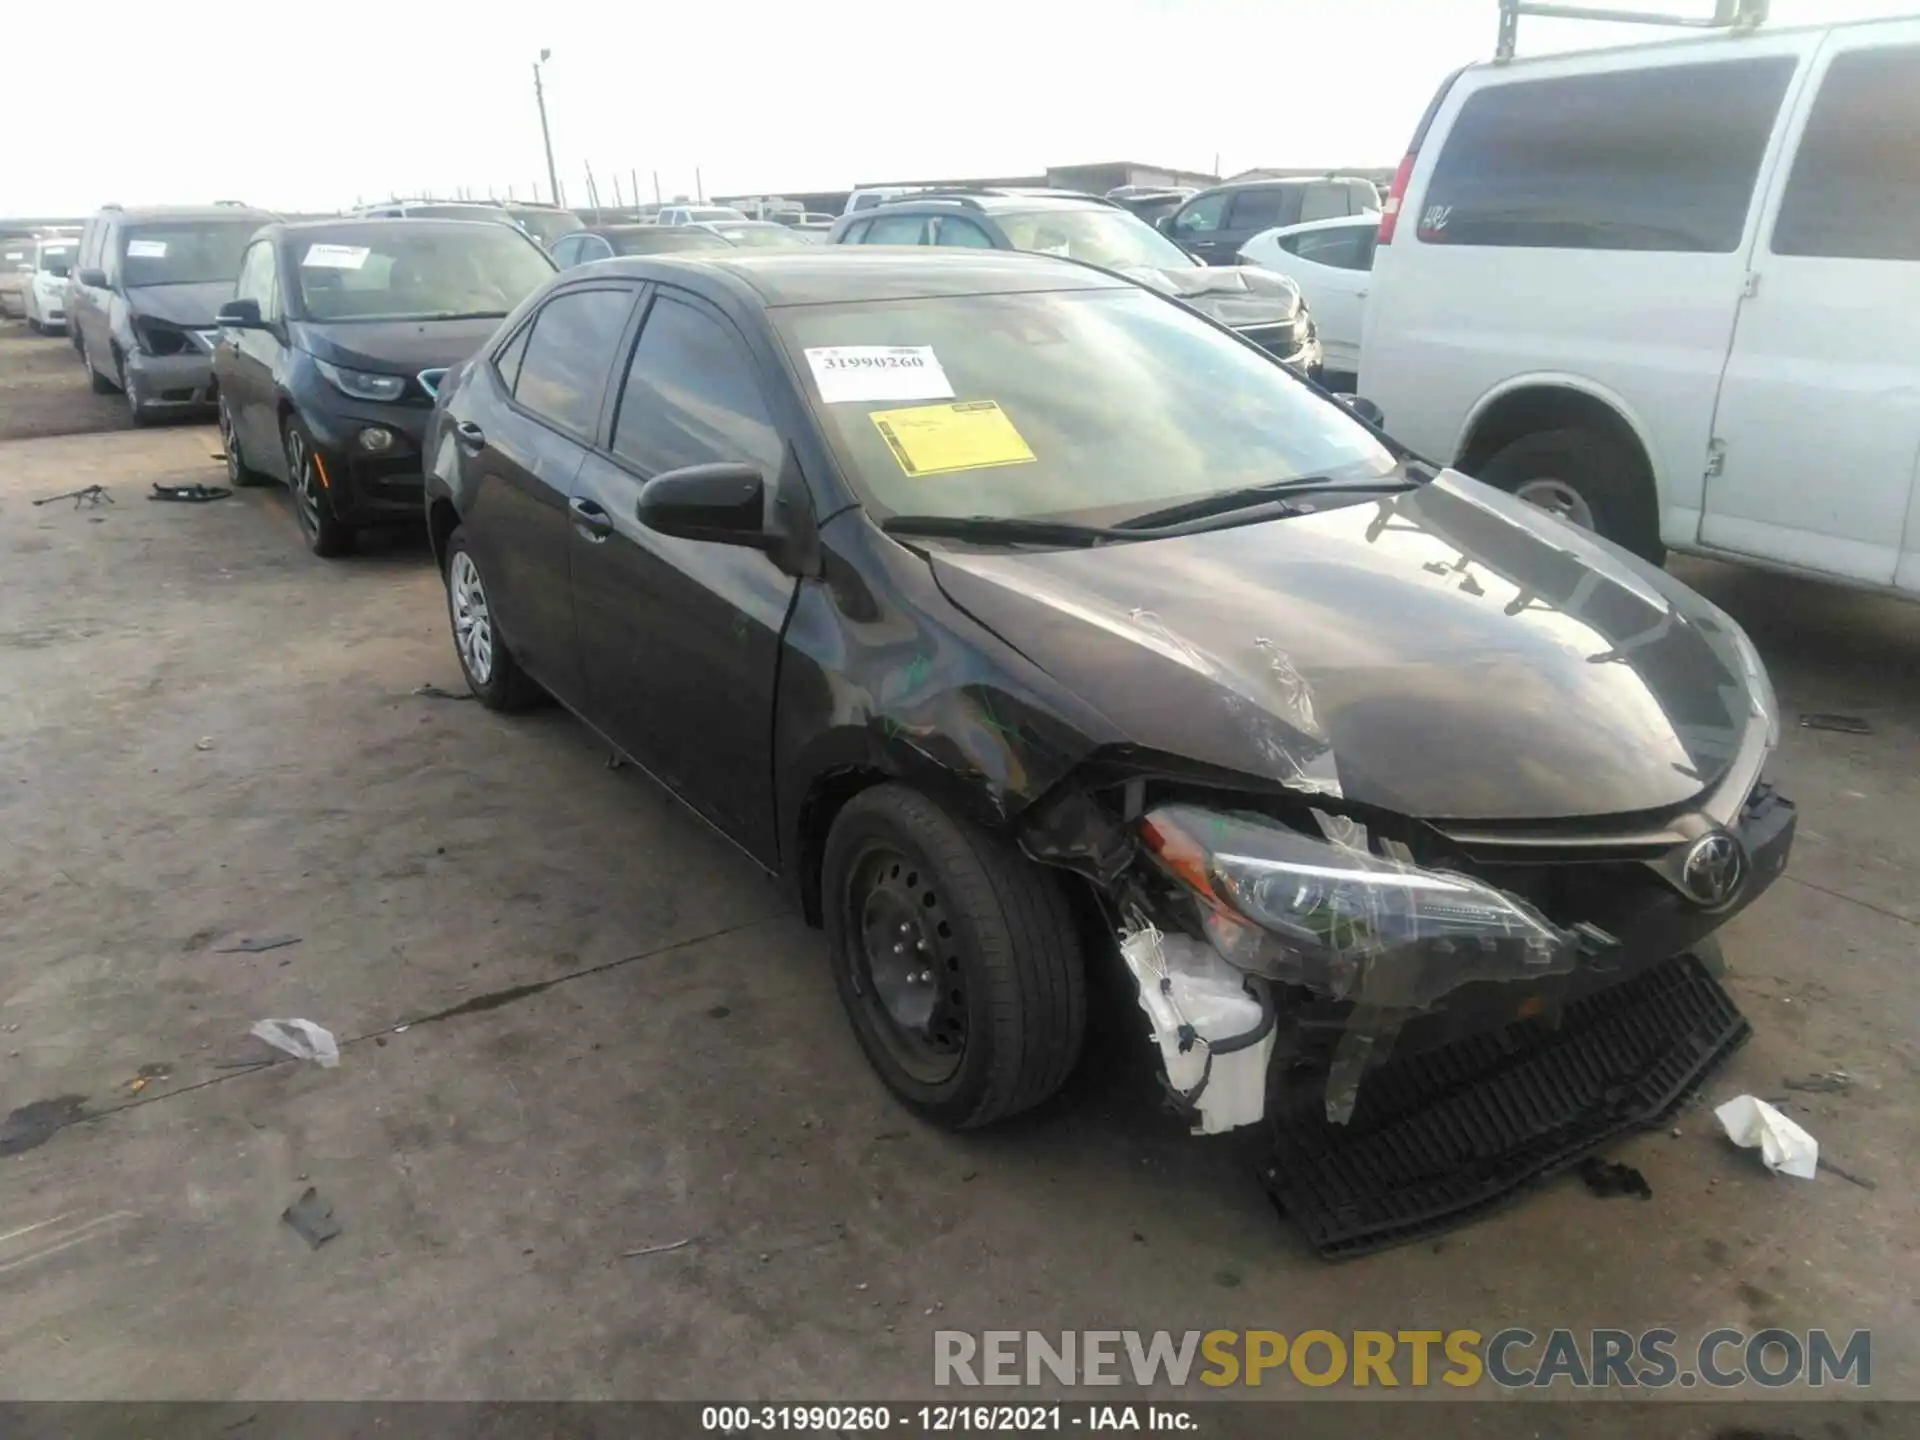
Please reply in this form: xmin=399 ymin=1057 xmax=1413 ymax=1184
xmin=637 ymin=462 xmax=769 ymax=549
xmin=216 ymin=298 xmax=264 ymax=330
xmin=1336 ymin=394 xmax=1385 ymax=429
xmin=77 ymin=268 xmax=108 ymax=288
xmin=1154 ymin=214 xmax=1175 ymax=234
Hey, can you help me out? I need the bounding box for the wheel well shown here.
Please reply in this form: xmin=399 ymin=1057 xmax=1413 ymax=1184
xmin=1458 ymin=386 xmax=1649 ymax=479
xmin=427 ymin=498 xmax=460 ymax=574
xmin=794 ymin=767 xmax=890 ymax=928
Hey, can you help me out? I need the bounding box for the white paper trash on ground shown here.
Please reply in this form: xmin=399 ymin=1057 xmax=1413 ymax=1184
xmin=1714 ymin=1094 xmax=1817 ymax=1178
xmin=250 ymin=1018 xmax=340 ymax=1068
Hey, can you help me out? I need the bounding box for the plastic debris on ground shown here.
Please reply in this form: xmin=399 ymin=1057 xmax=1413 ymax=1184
xmin=1575 ymin=1157 xmax=1652 ymax=1200
xmin=1117 ymin=918 xmax=1273 ymax=1135
xmin=249 ymin=1019 xmax=340 ymax=1068
xmin=148 ymin=482 xmax=232 ymax=503
xmin=1798 ymin=713 xmax=1872 ymax=735
xmin=282 ymin=1187 xmax=341 ymax=1248
xmin=1714 ymin=1094 xmax=1818 ymax=1178
xmin=216 ymin=935 xmax=302 ymax=955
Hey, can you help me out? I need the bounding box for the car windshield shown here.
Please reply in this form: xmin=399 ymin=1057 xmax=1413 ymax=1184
xmin=509 ymin=209 xmax=582 ymax=246
xmin=610 ymin=229 xmax=731 ymax=255
xmin=995 ymin=207 xmax=1197 ymax=271
xmin=121 ymin=223 xmax=259 ymax=287
xmin=38 ymin=246 xmax=74 ymax=275
xmin=713 ymin=225 xmax=803 ymax=248
xmin=776 ymin=285 xmax=1396 ymax=526
xmin=293 ymin=228 xmax=555 ymax=322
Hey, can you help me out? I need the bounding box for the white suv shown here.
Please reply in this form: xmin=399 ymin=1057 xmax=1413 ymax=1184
xmin=1360 ymin=15 xmax=1920 ymax=595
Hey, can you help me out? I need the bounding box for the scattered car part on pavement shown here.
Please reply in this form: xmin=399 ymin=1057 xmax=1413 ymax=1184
xmin=249 ymin=1019 xmax=340 ymax=1068
xmin=149 ymin=483 xmax=231 ymax=503
xmin=282 ymin=1187 xmax=342 ymax=1248
xmin=215 ymin=935 xmax=303 ymax=955
xmin=1715 ymin=1094 xmax=1818 ymax=1178
xmin=1799 ymin=713 xmax=1873 ymax=735
xmin=32 ymin=484 xmax=112 ymax=508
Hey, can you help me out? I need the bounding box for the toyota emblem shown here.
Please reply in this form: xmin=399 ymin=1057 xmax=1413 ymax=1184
xmin=1680 ymin=831 xmax=1746 ymax=908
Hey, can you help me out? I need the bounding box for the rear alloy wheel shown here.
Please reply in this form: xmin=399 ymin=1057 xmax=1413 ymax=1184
xmin=282 ymin=418 xmax=354 ymax=558
xmin=443 ymin=527 xmax=544 ymax=711
xmin=823 ymin=784 xmax=1086 ymax=1130
xmin=1478 ymin=427 xmax=1665 ymax=566
xmin=218 ymin=397 xmax=267 ymax=487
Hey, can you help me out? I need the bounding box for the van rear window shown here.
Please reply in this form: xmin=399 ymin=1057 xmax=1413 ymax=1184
xmin=1418 ymin=56 xmax=1794 ymax=254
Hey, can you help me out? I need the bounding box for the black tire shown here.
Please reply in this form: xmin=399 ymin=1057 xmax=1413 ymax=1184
xmin=82 ymin=337 xmax=114 ymax=394
xmin=442 ymin=526 xmax=545 ymax=711
xmin=281 ymin=415 xmax=354 ymax=558
xmin=1477 ymin=427 xmax=1665 ymax=566
xmin=822 ymin=784 xmax=1086 ymax=1129
xmin=218 ymin=396 xmax=268 ymax=487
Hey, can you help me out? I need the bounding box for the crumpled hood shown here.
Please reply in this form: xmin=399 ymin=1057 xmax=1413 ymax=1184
xmin=1121 ymin=263 xmax=1302 ymax=328
xmin=293 ymin=317 xmax=503 ymax=375
xmin=125 ymin=282 xmax=234 ymax=328
xmin=929 ymin=473 xmax=1757 ymax=821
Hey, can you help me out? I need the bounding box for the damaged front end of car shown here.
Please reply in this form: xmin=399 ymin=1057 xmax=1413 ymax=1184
xmin=1016 ymin=733 xmax=1791 ymax=1254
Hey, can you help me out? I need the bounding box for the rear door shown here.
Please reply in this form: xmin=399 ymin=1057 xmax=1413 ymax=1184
xmin=567 ymin=286 xmax=798 ymax=860
xmin=1701 ymin=25 xmax=1920 ymax=588
xmin=459 ymin=283 xmax=640 ymax=707
xmin=1263 ymin=220 xmax=1377 ymax=375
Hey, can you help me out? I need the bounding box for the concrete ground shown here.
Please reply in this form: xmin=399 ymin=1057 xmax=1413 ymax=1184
xmin=0 ymin=320 xmax=1913 ymax=1430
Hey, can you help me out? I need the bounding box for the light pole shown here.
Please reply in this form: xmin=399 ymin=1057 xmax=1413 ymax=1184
xmin=532 ymin=49 xmax=561 ymax=207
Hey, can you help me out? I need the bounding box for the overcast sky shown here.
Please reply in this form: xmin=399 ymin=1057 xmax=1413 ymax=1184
xmin=8 ymin=0 xmax=1914 ymax=216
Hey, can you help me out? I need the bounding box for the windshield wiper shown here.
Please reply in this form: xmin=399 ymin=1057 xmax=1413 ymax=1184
xmin=1115 ymin=474 xmax=1417 ymax=531
xmin=882 ymin=515 xmax=1144 ymax=548
xmin=412 ymin=310 xmax=509 ymax=321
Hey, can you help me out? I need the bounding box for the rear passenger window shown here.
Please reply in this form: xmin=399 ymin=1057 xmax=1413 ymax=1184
xmin=494 ymin=323 xmax=532 ymax=390
xmin=932 ymin=217 xmax=994 ymax=248
xmin=1293 ymin=226 xmax=1374 ymax=271
xmin=1227 ymin=188 xmax=1294 ymax=232
xmin=1299 ymin=186 xmax=1348 ymax=224
xmin=512 ymin=288 xmax=634 ymax=437
xmin=1773 ymin=45 xmax=1920 ymax=262
xmin=1419 ymin=57 xmax=1795 ymax=253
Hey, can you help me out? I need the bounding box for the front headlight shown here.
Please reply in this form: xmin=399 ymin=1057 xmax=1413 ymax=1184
xmin=1140 ymin=804 xmax=1577 ymax=1009
xmin=314 ymin=358 xmax=407 ymax=403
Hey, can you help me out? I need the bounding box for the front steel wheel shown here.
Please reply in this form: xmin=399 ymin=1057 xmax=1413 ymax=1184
xmin=822 ymin=783 xmax=1086 ymax=1129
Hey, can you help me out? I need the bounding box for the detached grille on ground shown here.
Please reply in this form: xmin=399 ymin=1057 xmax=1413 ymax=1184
xmin=1263 ymin=952 xmax=1749 ymax=1259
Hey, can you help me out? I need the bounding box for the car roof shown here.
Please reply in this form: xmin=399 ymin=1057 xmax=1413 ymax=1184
xmin=1463 ymin=12 xmax=1888 ymax=76
xmin=266 ymin=217 xmax=529 ymax=241
xmin=108 ymin=205 xmax=274 ymax=224
xmin=864 ymin=190 xmax=1111 ymax=216
xmin=570 ymin=248 xmax=1130 ymax=307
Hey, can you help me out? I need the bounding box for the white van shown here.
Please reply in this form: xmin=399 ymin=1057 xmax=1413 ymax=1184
xmin=1360 ymin=15 xmax=1920 ymax=594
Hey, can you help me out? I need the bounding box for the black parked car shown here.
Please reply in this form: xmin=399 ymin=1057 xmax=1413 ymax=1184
xmin=422 ymin=249 xmax=1792 ymax=1233
xmin=213 ymin=219 xmax=555 ymax=556
xmin=827 ymin=190 xmax=1320 ymax=375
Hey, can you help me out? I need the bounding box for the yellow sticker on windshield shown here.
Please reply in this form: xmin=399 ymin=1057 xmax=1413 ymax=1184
xmin=869 ymin=401 xmax=1036 ymax=478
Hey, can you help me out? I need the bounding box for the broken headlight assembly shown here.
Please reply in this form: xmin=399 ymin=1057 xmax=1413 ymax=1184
xmin=1139 ymin=804 xmax=1578 ymax=1011
xmin=131 ymin=315 xmax=193 ymax=357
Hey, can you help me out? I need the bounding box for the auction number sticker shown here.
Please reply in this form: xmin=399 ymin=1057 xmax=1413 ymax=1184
xmin=870 ymin=400 xmax=1036 ymax=477
xmin=805 ymin=345 xmax=953 ymax=404
xmin=126 ymin=240 xmax=168 ymax=259
xmin=301 ymin=244 xmax=372 ymax=270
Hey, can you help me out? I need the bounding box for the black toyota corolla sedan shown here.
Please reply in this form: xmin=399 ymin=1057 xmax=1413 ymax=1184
xmin=423 ymin=251 xmax=1793 ymax=1248
xmin=213 ymin=218 xmax=555 ymax=556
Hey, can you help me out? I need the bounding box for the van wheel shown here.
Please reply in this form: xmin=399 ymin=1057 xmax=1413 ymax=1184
xmin=822 ymin=784 xmax=1086 ymax=1130
xmin=1477 ymin=428 xmax=1665 ymax=566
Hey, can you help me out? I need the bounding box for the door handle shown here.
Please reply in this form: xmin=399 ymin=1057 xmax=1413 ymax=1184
xmin=453 ymin=420 xmax=485 ymax=451
xmin=569 ymin=496 xmax=613 ymax=541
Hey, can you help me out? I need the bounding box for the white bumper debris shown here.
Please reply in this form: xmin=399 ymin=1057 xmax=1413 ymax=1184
xmin=1119 ymin=920 xmax=1274 ymax=1135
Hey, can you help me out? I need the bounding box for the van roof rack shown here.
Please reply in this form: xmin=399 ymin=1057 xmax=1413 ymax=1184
xmin=1495 ymin=0 xmax=1768 ymax=61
